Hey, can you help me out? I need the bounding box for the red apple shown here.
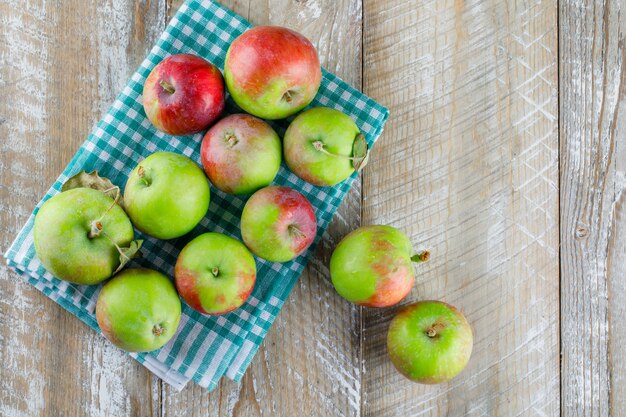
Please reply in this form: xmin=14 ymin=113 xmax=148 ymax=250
xmin=224 ymin=26 xmax=322 ymax=120
xmin=143 ymin=54 xmax=225 ymax=135
xmin=200 ymin=114 xmax=282 ymax=195
xmin=240 ymin=186 xmax=317 ymax=262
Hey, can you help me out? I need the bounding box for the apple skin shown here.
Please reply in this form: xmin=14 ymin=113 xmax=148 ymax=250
xmin=175 ymin=232 xmax=256 ymax=315
xmin=96 ymin=268 xmax=182 ymax=352
xmin=200 ymin=114 xmax=281 ymax=195
xmin=224 ymin=26 xmax=321 ymax=120
xmin=240 ymin=186 xmax=317 ymax=262
xmin=330 ymin=225 xmax=428 ymax=308
xmin=387 ymin=301 xmax=473 ymax=384
xmin=143 ymin=54 xmax=225 ymax=136
xmin=284 ymin=107 xmax=361 ymax=186
xmin=124 ymin=152 xmax=210 ymax=240
xmin=33 ymin=188 xmax=134 ymax=285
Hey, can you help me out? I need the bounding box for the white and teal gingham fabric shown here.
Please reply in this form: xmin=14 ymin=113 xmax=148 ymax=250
xmin=4 ymin=0 xmax=389 ymax=391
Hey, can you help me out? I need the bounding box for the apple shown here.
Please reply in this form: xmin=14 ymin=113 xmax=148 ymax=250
xmin=387 ymin=301 xmax=473 ymax=384
xmin=96 ymin=268 xmax=182 ymax=352
xmin=283 ymin=107 xmax=367 ymax=186
xmin=124 ymin=152 xmax=210 ymax=239
xmin=240 ymin=186 xmax=317 ymax=262
xmin=143 ymin=53 xmax=225 ymax=136
xmin=200 ymin=114 xmax=281 ymax=195
xmin=175 ymin=232 xmax=256 ymax=314
xmin=33 ymin=187 xmax=135 ymax=285
xmin=330 ymin=225 xmax=429 ymax=308
xmin=224 ymin=26 xmax=321 ymax=120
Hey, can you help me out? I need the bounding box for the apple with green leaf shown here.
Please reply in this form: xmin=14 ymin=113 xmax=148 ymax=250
xmin=33 ymin=172 xmax=142 ymax=285
xmin=283 ymin=107 xmax=369 ymax=186
xmin=330 ymin=225 xmax=429 ymax=308
xmin=96 ymin=268 xmax=181 ymax=352
xmin=124 ymin=152 xmax=210 ymax=240
xmin=224 ymin=26 xmax=321 ymax=120
xmin=387 ymin=301 xmax=473 ymax=384
xmin=175 ymin=232 xmax=256 ymax=315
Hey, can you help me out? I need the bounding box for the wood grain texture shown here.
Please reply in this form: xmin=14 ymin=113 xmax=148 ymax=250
xmin=159 ymin=1 xmax=364 ymax=416
xmin=0 ymin=1 xmax=166 ymax=416
xmin=361 ymin=0 xmax=560 ymax=415
xmin=560 ymin=0 xmax=626 ymax=415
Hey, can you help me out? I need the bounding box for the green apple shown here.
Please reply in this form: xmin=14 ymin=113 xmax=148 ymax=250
xmin=330 ymin=225 xmax=429 ymax=308
xmin=175 ymin=232 xmax=256 ymax=314
xmin=124 ymin=152 xmax=210 ymax=239
xmin=96 ymin=268 xmax=181 ymax=352
xmin=283 ymin=107 xmax=367 ymax=186
xmin=387 ymin=301 xmax=473 ymax=384
xmin=33 ymin=187 xmax=135 ymax=285
xmin=240 ymin=186 xmax=317 ymax=262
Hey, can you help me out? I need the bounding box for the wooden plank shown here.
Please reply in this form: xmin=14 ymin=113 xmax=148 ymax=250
xmin=160 ymin=1 xmax=363 ymax=416
xmin=0 ymin=1 xmax=167 ymax=416
xmin=559 ymin=0 xmax=626 ymax=415
xmin=361 ymin=0 xmax=560 ymax=415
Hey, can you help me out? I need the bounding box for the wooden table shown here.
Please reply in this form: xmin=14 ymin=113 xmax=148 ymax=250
xmin=1 ymin=0 xmax=623 ymax=416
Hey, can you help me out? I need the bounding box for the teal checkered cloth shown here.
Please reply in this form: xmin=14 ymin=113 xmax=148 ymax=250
xmin=4 ymin=0 xmax=389 ymax=391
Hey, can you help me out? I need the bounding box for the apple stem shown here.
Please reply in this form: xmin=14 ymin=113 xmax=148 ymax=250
xmin=288 ymin=224 xmax=306 ymax=238
xmin=312 ymin=141 xmax=360 ymax=161
xmin=211 ymin=267 xmax=219 ymax=277
xmin=152 ymin=324 xmax=164 ymax=337
xmin=283 ymin=90 xmax=294 ymax=103
xmin=426 ymin=328 xmax=437 ymax=338
xmin=89 ymin=221 xmax=103 ymax=238
xmin=138 ymin=166 xmax=150 ymax=186
xmin=159 ymin=80 xmax=175 ymax=94
xmin=226 ymin=134 xmax=238 ymax=147
xmin=411 ymin=251 xmax=430 ymax=263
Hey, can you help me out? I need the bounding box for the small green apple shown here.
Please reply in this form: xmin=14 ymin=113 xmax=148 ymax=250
xmin=175 ymin=232 xmax=256 ymax=314
xmin=283 ymin=107 xmax=368 ymax=186
xmin=330 ymin=225 xmax=429 ymax=307
xmin=33 ymin=187 xmax=135 ymax=285
xmin=124 ymin=152 xmax=210 ymax=239
xmin=387 ymin=301 xmax=473 ymax=384
xmin=96 ymin=268 xmax=181 ymax=352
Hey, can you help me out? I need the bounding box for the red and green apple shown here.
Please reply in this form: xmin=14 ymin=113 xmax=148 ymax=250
xmin=224 ymin=26 xmax=321 ymax=120
xmin=200 ymin=114 xmax=281 ymax=195
xmin=175 ymin=232 xmax=256 ymax=315
xmin=387 ymin=301 xmax=473 ymax=384
xmin=240 ymin=186 xmax=317 ymax=262
xmin=284 ymin=107 xmax=366 ymax=186
xmin=143 ymin=53 xmax=225 ymax=136
xmin=330 ymin=225 xmax=429 ymax=308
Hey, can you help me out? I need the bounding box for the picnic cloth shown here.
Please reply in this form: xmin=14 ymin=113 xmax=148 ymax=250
xmin=3 ymin=0 xmax=389 ymax=392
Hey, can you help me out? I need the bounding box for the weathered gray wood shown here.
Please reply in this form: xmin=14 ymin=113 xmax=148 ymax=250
xmin=0 ymin=1 xmax=166 ymax=416
xmin=361 ymin=0 xmax=560 ymax=415
xmin=560 ymin=0 xmax=626 ymax=415
xmin=160 ymin=1 xmax=363 ymax=416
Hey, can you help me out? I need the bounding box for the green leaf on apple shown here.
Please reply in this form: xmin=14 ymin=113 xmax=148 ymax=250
xmin=62 ymin=171 xmax=124 ymax=208
xmin=113 ymin=239 xmax=144 ymax=275
xmin=352 ymin=133 xmax=370 ymax=172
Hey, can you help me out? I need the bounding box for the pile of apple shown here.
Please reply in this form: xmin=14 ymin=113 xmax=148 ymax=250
xmin=32 ymin=26 xmax=472 ymax=384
